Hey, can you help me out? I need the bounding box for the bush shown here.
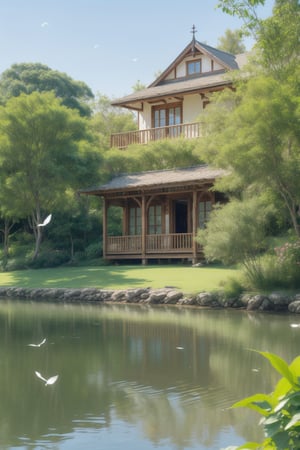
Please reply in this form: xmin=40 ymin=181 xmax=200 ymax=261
xmin=85 ymin=242 xmax=103 ymax=259
xmin=244 ymin=240 xmax=300 ymax=290
xmin=222 ymin=276 xmax=245 ymax=299
xmin=28 ymin=250 xmax=70 ymax=269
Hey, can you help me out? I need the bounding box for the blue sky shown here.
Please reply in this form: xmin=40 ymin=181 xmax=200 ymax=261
xmin=0 ymin=0 xmax=274 ymax=99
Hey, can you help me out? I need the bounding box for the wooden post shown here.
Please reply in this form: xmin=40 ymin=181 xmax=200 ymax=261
xmin=141 ymin=193 xmax=147 ymax=265
xmin=102 ymin=197 xmax=107 ymax=259
xmin=192 ymin=190 xmax=198 ymax=264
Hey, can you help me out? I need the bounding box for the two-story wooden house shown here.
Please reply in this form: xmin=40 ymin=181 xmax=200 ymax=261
xmin=82 ymin=29 xmax=247 ymax=264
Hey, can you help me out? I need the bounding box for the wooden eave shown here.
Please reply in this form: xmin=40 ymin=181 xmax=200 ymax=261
xmin=80 ymin=166 xmax=226 ymax=199
xmin=111 ymin=75 xmax=232 ymax=109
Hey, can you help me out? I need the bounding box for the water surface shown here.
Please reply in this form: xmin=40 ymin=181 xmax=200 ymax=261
xmin=0 ymin=300 xmax=299 ymax=449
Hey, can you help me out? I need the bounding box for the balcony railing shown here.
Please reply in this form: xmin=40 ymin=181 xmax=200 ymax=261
xmin=106 ymin=233 xmax=194 ymax=255
xmin=110 ymin=122 xmax=203 ymax=149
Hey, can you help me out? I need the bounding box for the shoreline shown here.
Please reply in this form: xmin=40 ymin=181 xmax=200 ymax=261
xmin=0 ymin=286 xmax=300 ymax=313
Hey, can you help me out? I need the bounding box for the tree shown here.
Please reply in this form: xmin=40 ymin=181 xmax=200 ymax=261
xmin=216 ymin=0 xmax=265 ymax=34
xmin=102 ymin=138 xmax=204 ymax=180
xmin=197 ymin=197 xmax=272 ymax=265
xmin=201 ymin=75 xmax=300 ymax=237
xmin=90 ymin=93 xmax=137 ymax=150
xmin=0 ymin=91 xmax=101 ymax=260
xmin=255 ymin=0 xmax=300 ymax=81
xmin=201 ymin=0 xmax=300 ymax=237
xmin=217 ymin=29 xmax=246 ymax=53
xmin=0 ymin=63 xmax=94 ymax=116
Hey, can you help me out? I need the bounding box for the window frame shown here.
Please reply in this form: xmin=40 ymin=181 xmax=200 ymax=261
xmin=198 ymin=194 xmax=213 ymax=229
xmin=151 ymin=102 xmax=182 ymax=129
xmin=129 ymin=206 xmax=141 ymax=236
xmin=186 ymin=59 xmax=202 ymax=76
xmin=148 ymin=204 xmax=162 ymax=235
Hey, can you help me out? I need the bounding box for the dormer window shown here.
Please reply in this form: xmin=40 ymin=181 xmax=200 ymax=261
xmin=187 ymin=59 xmax=201 ymax=75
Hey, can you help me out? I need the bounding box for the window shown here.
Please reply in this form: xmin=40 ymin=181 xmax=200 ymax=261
xmin=129 ymin=207 xmax=141 ymax=235
xmin=152 ymin=103 xmax=182 ymax=138
xmin=187 ymin=59 xmax=201 ymax=75
xmin=198 ymin=199 xmax=212 ymax=229
xmin=148 ymin=205 xmax=162 ymax=234
xmin=153 ymin=104 xmax=182 ymax=128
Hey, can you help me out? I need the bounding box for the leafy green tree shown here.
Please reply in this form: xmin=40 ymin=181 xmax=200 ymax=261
xmin=256 ymin=0 xmax=300 ymax=81
xmin=0 ymin=91 xmax=101 ymax=260
xmin=217 ymin=29 xmax=246 ymax=53
xmin=132 ymin=80 xmax=147 ymax=91
xmin=0 ymin=63 xmax=94 ymax=116
xmin=197 ymin=197 xmax=272 ymax=269
xmin=201 ymin=74 xmax=300 ymax=237
xmin=102 ymin=138 xmax=204 ymax=179
xmin=216 ymin=0 xmax=265 ymax=33
xmin=90 ymin=93 xmax=137 ymax=150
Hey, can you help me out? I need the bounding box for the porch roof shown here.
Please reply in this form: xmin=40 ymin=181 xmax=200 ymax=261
xmin=81 ymin=165 xmax=226 ymax=196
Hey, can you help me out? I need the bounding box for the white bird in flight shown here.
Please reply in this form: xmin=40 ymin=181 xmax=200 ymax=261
xmin=38 ymin=214 xmax=52 ymax=227
xmin=28 ymin=338 xmax=46 ymax=347
xmin=35 ymin=371 xmax=59 ymax=386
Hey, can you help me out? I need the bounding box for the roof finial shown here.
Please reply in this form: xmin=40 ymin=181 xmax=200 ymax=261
xmin=191 ymin=24 xmax=197 ymax=57
xmin=191 ymin=24 xmax=197 ymax=41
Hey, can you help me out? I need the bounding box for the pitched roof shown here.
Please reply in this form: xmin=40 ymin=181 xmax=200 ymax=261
xmin=150 ymin=40 xmax=242 ymax=88
xmin=111 ymin=38 xmax=248 ymax=108
xmin=81 ymin=165 xmax=226 ymax=196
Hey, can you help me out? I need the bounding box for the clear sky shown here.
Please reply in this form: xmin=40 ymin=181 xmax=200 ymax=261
xmin=0 ymin=0 xmax=274 ymax=100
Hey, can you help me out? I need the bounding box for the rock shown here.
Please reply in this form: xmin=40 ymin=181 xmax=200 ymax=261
xmin=289 ymin=301 xmax=300 ymax=314
xmin=195 ymin=292 xmax=220 ymax=307
xmin=247 ymin=295 xmax=266 ymax=311
xmin=164 ymin=290 xmax=183 ymax=304
xmin=147 ymin=291 xmax=167 ymax=304
xmin=0 ymin=286 xmax=298 ymax=313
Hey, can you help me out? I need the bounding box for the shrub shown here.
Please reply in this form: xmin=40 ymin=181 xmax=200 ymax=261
xmin=28 ymin=250 xmax=70 ymax=269
xmin=85 ymin=242 xmax=103 ymax=259
xmin=222 ymin=276 xmax=245 ymax=299
xmin=244 ymin=240 xmax=300 ymax=290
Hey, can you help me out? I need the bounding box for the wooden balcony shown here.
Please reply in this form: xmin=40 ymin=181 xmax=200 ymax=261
xmin=110 ymin=122 xmax=203 ymax=149
xmin=106 ymin=233 xmax=201 ymax=260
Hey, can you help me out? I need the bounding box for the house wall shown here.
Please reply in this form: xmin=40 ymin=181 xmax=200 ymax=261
xmin=138 ymin=94 xmax=204 ymax=130
xmin=165 ymin=55 xmax=223 ymax=80
xmin=183 ymin=94 xmax=203 ymax=123
xmin=138 ymin=103 xmax=151 ymax=130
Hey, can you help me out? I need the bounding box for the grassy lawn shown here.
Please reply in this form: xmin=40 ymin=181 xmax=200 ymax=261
xmin=0 ymin=264 xmax=240 ymax=293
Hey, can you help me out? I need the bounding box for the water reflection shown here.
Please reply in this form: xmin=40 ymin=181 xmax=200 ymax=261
xmin=0 ymin=300 xmax=299 ymax=449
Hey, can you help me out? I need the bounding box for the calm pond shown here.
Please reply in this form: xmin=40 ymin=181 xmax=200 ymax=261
xmin=1 ymin=300 xmax=299 ymax=450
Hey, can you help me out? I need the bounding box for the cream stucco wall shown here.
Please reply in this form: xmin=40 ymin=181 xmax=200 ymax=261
xmin=138 ymin=94 xmax=204 ymax=130
xmin=183 ymin=94 xmax=203 ymax=122
xmin=165 ymin=55 xmax=223 ymax=80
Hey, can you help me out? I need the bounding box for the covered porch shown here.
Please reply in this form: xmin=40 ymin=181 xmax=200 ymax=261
xmin=82 ymin=165 xmax=225 ymax=264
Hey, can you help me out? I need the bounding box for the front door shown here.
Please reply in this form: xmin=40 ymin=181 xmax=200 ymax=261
xmin=174 ymin=200 xmax=188 ymax=233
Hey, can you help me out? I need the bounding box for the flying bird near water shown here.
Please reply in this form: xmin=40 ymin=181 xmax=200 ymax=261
xmin=35 ymin=371 xmax=59 ymax=386
xmin=38 ymin=214 xmax=52 ymax=227
xmin=28 ymin=338 xmax=46 ymax=347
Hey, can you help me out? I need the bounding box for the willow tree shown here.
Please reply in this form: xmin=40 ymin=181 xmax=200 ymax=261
xmin=0 ymin=91 xmax=101 ymax=259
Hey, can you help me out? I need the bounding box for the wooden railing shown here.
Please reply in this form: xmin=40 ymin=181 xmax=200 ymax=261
xmin=146 ymin=233 xmax=193 ymax=252
xmin=106 ymin=233 xmax=193 ymax=255
xmin=107 ymin=235 xmax=142 ymax=254
xmin=110 ymin=122 xmax=203 ymax=149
